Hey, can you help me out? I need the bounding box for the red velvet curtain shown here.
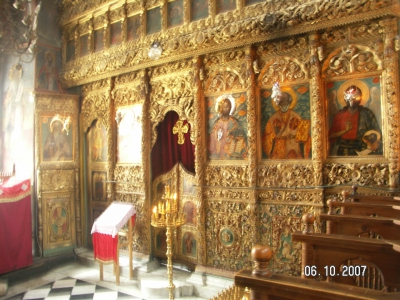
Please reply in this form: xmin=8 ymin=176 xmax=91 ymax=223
xmin=151 ymin=111 xmax=195 ymax=180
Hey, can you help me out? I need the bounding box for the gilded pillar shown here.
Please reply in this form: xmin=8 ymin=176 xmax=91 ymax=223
xmin=380 ymin=18 xmax=400 ymax=188
xmin=192 ymin=56 xmax=206 ymax=264
xmin=308 ymin=33 xmax=324 ymax=187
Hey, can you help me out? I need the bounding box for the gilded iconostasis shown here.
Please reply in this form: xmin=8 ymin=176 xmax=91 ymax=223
xmin=24 ymin=0 xmax=400 ymax=275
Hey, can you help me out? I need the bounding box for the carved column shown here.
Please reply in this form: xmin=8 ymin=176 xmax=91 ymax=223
xmin=141 ymin=69 xmax=152 ymax=255
xmin=192 ymin=56 xmax=206 ymax=264
xmin=381 ymin=18 xmax=400 ymax=189
xmin=245 ymin=47 xmax=258 ymax=245
xmin=308 ymin=33 xmax=324 ymax=187
xmin=75 ymin=168 xmax=81 ymax=246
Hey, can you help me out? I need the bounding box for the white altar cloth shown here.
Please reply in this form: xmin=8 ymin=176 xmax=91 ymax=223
xmin=91 ymin=202 xmax=136 ymax=237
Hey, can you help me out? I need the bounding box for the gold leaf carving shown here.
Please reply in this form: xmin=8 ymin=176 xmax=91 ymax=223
xmin=41 ymin=170 xmax=75 ymax=192
xmin=323 ymin=45 xmax=381 ymax=77
xmin=205 ymin=166 xmax=249 ymax=187
xmin=257 ymin=164 xmax=315 ymax=188
xmin=323 ymin=163 xmax=389 ymax=187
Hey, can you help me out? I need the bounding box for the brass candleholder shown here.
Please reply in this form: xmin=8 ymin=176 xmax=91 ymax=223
xmin=151 ymin=187 xmax=185 ymax=300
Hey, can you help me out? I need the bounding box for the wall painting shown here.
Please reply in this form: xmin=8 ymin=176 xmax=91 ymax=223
xmin=66 ymin=40 xmax=75 ymax=62
xmin=182 ymin=232 xmax=197 ymax=258
xmin=92 ymin=171 xmax=107 ymax=202
xmin=40 ymin=114 xmax=73 ymax=162
xmin=110 ymin=21 xmax=122 ymax=46
xmin=156 ymin=229 xmax=167 ymax=252
xmin=36 ymin=44 xmax=63 ymax=93
xmin=191 ymin=0 xmax=208 ymax=21
xmin=216 ymin=0 xmax=236 ymax=14
xmin=117 ymin=104 xmax=143 ymax=164
xmin=50 ymin=201 xmax=69 ymax=236
xmin=94 ymin=29 xmax=104 ymax=52
xmin=183 ymin=201 xmax=197 ymax=226
xmin=146 ymin=7 xmax=161 ymax=35
xmin=79 ymin=34 xmax=89 ymax=57
xmin=207 ymin=93 xmax=248 ymax=160
xmin=261 ymin=84 xmax=311 ymax=160
xmin=167 ymin=0 xmax=184 ymax=28
xmin=127 ymin=14 xmax=141 ymax=41
xmin=91 ymin=120 xmax=107 ymax=162
xmin=326 ymin=77 xmax=382 ymax=157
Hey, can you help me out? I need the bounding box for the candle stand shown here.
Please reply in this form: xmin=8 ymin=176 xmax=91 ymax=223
xmin=151 ymin=187 xmax=185 ymax=300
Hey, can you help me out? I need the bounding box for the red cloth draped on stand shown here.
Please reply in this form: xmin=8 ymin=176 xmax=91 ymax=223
xmin=92 ymin=214 xmax=136 ymax=262
xmin=151 ymin=111 xmax=196 ymax=180
xmin=0 ymin=179 xmax=32 ymax=274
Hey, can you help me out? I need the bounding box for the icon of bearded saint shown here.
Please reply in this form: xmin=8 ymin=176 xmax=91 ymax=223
xmin=328 ymin=83 xmax=382 ymax=156
xmin=262 ymin=82 xmax=311 ymax=159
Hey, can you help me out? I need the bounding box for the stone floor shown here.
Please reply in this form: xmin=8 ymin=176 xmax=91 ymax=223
xmin=0 ymin=249 xmax=234 ymax=300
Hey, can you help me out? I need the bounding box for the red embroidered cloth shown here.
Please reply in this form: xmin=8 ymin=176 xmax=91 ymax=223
xmin=0 ymin=178 xmax=32 ymax=274
xmin=91 ymin=202 xmax=136 ymax=263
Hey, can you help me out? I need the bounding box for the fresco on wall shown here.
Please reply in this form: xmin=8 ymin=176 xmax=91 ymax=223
xmin=94 ymin=29 xmax=104 ymax=52
xmin=41 ymin=115 xmax=73 ymax=162
xmin=92 ymin=171 xmax=107 ymax=202
xmin=66 ymin=40 xmax=75 ymax=62
xmin=216 ymin=0 xmax=236 ymax=14
xmin=261 ymin=84 xmax=311 ymax=159
xmin=37 ymin=0 xmax=62 ymax=47
xmin=110 ymin=21 xmax=122 ymax=46
xmin=127 ymin=15 xmax=141 ymax=41
xmin=36 ymin=44 xmax=63 ymax=93
xmin=146 ymin=7 xmax=161 ymax=35
xmin=117 ymin=104 xmax=143 ymax=164
xmin=207 ymin=93 xmax=248 ymax=160
xmin=191 ymin=0 xmax=208 ymax=21
xmin=167 ymin=0 xmax=184 ymax=28
xmin=327 ymin=77 xmax=382 ymax=156
xmin=182 ymin=232 xmax=197 ymax=258
xmin=79 ymin=34 xmax=89 ymax=56
xmin=1 ymin=60 xmax=34 ymax=178
xmin=91 ymin=121 xmax=107 ymax=162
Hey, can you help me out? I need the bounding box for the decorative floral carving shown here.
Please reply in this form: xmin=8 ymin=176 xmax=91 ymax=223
xmin=205 ymin=166 xmax=249 ymax=187
xmin=323 ymin=45 xmax=381 ymax=77
xmin=257 ymin=164 xmax=315 ymax=188
xmin=323 ymin=163 xmax=389 ymax=187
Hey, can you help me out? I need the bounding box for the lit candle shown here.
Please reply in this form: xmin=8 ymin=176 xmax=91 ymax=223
xmin=173 ymin=193 xmax=177 ymax=210
xmin=166 ymin=200 xmax=170 ymax=212
xmin=153 ymin=206 xmax=158 ymax=220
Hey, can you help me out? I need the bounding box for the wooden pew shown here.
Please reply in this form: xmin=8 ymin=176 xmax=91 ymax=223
xmin=343 ymin=186 xmax=400 ymax=206
xmin=234 ymin=245 xmax=400 ymax=300
xmin=327 ymin=198 xmax=400 ymax=219
xmin=293 ymin=213 xmax=400 ymax=291
xmin=320 ymin=213 xmax=400 ymax=239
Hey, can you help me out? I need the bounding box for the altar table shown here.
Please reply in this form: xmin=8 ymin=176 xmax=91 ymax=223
xmin=91 ymin=202 xmax=136 ymax=284
xmin=0 ymin=178 xmax=32 ymax=274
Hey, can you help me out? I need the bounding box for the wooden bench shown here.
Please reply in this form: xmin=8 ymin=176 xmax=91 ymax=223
xmin=327 ymin=199 xmax=400 ymax=219
xmin=293 ymin=213 xmax=400 ymax=291
xmin=234 ymin=245 xmax=400 ymax=300
xmin=320 ymin=213 xmax=400 ymax=239
xmin=343 ymin=186 xmax=400 ymax=206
